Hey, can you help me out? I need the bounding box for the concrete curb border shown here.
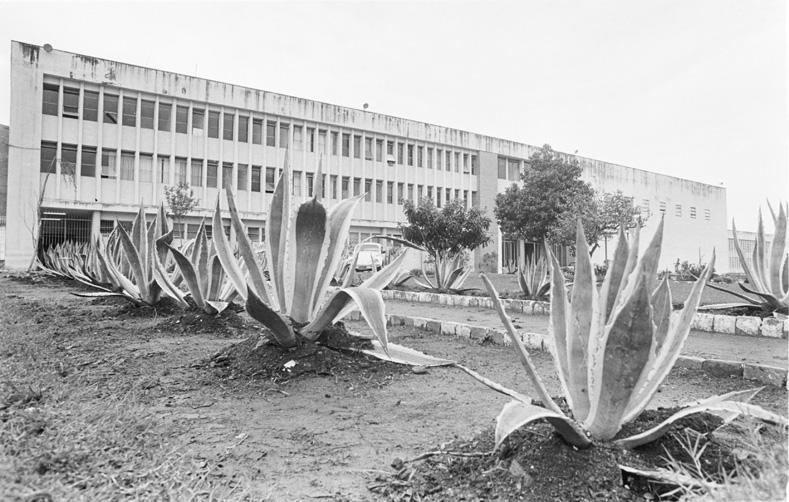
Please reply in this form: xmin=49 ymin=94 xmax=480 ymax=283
xmin=345 ymin=310 xmax=788 ymax=388
xmin=381 ymin=289 xmax=789 ymax=339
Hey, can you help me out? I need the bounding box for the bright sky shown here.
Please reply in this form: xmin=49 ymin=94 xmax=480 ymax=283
xmin=0 ymin=0 xmax=786 ymax=231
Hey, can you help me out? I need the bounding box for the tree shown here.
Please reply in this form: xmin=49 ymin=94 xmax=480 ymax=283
xmin=399 ymin=197 xmax=491 ymax=290
xmin=494 ymin=144 xmax=596 ymax=247
xmin=164 ymin=182 xmax=199 ymax=238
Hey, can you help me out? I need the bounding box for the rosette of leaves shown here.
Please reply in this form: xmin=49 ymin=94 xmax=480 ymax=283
xmin=465 ymin=220 xmax=786 ymax=450
xmin=517 ymin=255 xmax=550 ymax=300
xmin=213 ymin=158 xmax=431 ymax=362
xmin=74 ymin=203 xmax=187 ymax=307
xmin=166 ymin=221 xmax=236 ymax=315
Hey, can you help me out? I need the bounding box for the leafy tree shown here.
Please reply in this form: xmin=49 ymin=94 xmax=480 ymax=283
xmin=399 ymin=197 xmax=491 ymax=290
xmin=494 ymin=144 xmax=596 ymax=247
xmin=164 ymin=182 xmax=199 ymax=238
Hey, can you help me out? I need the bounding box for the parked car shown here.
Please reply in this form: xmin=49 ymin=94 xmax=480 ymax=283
xmin=353 ymin=242 xmax=384 ymax=271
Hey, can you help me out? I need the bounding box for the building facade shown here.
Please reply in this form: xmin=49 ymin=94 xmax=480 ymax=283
xmin=5 ymin=41 xmax=729 ymax=272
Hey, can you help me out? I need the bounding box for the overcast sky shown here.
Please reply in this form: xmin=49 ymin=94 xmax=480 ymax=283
xmin=0 ymin=0 xmax=786 ymax=230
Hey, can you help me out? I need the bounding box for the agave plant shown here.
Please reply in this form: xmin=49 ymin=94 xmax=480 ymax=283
xmin=465 ymin=220 xmax=786 ymax=450
xmin=74 ymin=203 xmax=187 ymax=307
xmin=704 ymin=202 xmax=788 ymax=317
xmin=213 ymin=158 xmax=437 ymax=364
xmin=166 ymin=221 xmax=236 ymax=314
xmin=517 ymin=255 xmax=550 ymax=300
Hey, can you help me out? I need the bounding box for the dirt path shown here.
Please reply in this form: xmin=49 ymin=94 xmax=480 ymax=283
xmin=1 ymin=274 xmax=786 ymax=501
xmin=383 ymin=299 xmax=789 ymax=369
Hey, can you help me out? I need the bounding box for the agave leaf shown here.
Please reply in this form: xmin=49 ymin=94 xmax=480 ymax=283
xmin=225 ymin=187 xmax=272 ymax=305
xmin=755 ymin=211 xmax=766 ymax=287
xmin=212 ymin=198 xmax=249 ymax=301
xmin=131 ymin=204 xmax=147 ymax=276
xmin=196 ymin=222 xmax=210 ymax=295
xmin=116 ymin=224 xmax=152 ymax=303
xmin=358 ymin=341 xmax=454 ymax=367
xmin=618 ymin=464 xmax=722 ymax=492
xmin=291 ymin=197 xmax=328 ymax=322
xmin=651 ymin=276 xmax=672 ymax=354
xmin=566 ymin=221 xmax=595 ymax=421
xmin=769 ymin=205 xmax=787 ymax=299
xmin=600 ymin=228 xmax=631 ymax=321
xmin=639 ymin=218 xmax=665 ymax=295
xmin=167 ymin=244 xmax=205 ymax=309
xmin=332 ymin=249 xmax=411 ymax=321
xmin=453 ymin=364 xmax=532 ymax=403
xmin=151 ymin=252 xmax=188 ymax=306
xmin=614 ymin=387 xmax=784 ymax=449
xmin=738 ymin=282 xmax=783 ymax=310
xmin=207 ymin=254 xmax=225 ymax=300
xmin=304 ymin=287 xmax=389 ymax=352
xmin=72 ymin=291 xmax=139 ymax=303
xmin=205 ymin=300 xmax=229 ymax=315
xmin=246 ymin=286 xmax=297 ymax=348
xmin=266 ymin=154 xmax=293 ymax=311
xmin=585 ymin=270 xmax=653 ymax=440
xmin=731 ymin=220 xmax=761 ymax=293
xmin=496 ymin=400 xmax=592 ymax=449
xmin=546 ymin=244 xmax=574 ymax=415
xmin=517 ymin=270 xmax=531 ymax=297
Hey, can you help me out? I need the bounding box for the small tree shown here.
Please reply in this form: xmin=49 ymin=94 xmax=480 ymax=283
xmin=164 ymin=182 xmax=199 ymax=239
xmin=399 ymin=197 xmax=491 ymax=290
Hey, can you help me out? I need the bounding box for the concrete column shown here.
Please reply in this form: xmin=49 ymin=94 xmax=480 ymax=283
xmin=90 ymin=210 xmax=101 ymax=242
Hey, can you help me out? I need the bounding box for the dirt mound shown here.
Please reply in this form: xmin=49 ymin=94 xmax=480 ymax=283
xmin=207 ymin=323 xmax=410 ymax=383
xmin=373 ymin=407 xmax=752 ymax=501
xmin=155 ymin=307 xmax=249 ymax=337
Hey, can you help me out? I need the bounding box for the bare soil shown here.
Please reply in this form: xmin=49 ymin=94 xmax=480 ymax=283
xmin=1 ymin=273 xmax=786 ymax=501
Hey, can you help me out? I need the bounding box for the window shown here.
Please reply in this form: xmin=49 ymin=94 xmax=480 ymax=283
xmin=375 ymin=180 xmax=383 ymax=202
xmin=139 ymin=153 xmax=153 ymax=182
xmin=251 ymin=165 xmax=262 ymax=192
xmin=266 ymin=121 xmax=276 ymax=146
xmin=426 ymin=147 xmax=434 ymax=169
xmin=263 ymin=167 xmax=276 ymax=193
xmin=318 ymin=130 xmax=327 ymax=152
xmin=122 ymin=97 xmax=137 ymax=127
xmin=364 ymin=179 xmax=373 ymax=201
xmin=101 ymin=148 xmax=117 ymax=179
xmin=397 ymin=182 xmax=404 ymax=203
xmin=498 ymin=157 xmax=507 ymax=179
xmin=81 ymin=146 xmax=97 ymax=177
xmin=237 ymin=164 xmax=248 ymax=191
xmin=103 ymin=94 xmax=119 ymax=124
xmin=341 ymin=176 xmax=350 ymax=198
xmin=659 ymin=201 xmax=666 ymax=213
xmin=331 ymin=131 xmax=339 ymax=155
xmin=463 ymin=154 xmax=469 ymax=173
xmin=279 ymin=123 xmax=289 ymax=148
xmin=100 ymin=220 xmax=115 ymax=235
xmin=307 ymin=127 xmax=315 ymax=152
xmin=454 ymin=188 xmax=459 ymax=201
xmin=407 ymin=183 xmax=414 ymax=201
xmin=353 ymin=177 xmax=361 ymax=196
xmin=436 ymin=187 xmax=441 ymax=207
xmin=192 ymin=108 xmax=204 ymax=135
xmin=353 ymin=135 xmax=361 ymax=159
xmin=82 ymin=90 xmax=99 ymax=121
xmin=365 ymin=137 xmax=373 ymax=160
xmin=186 ymin=224 xmax=200 ymax=239
xmin=418 ymin=184 xmax=424 ymax=199
xmin=387 ymin=181 xmax=394 ymax=204
xmin=238 ymin=116 xmax=249 ymax=143
xmin=252 ymin=119 xmax=263 ymax=144
xmin=471 ymin=155 xmax=478 ymax=175
xmin=248 ymin=227 xmax=260 ymax=242
xmin=375 ymin=139 xmax=383 ymax=161
xmin=675 ymin=204 xmax=682 ymax=217
xmin=455 ymin=152 xmax=461 ymax=172
xmin=158 ymin=156 xmax=170 ymax=183
xmin=206 ymin=110 xmax=219 ymax=138
xmin=397 ymin=143 xmax=404 ymax=164
xmin=447 ymin=188 xmax=453 ymax=203
xmin=690 ymin=206 xmax=696 ymax=219
xmin=472 ymin=191 xmax=478 ymax=207
xmin=62 ymin=87 xmax=80 ymax=118
xmin=137 ymin=100 xmax=154 ymax=129
xmin=641 ymin=199 xmax=650 ymax=216
xmin=463 ymin=190 xmax=469 ymax=207
xmin=306 ymin=172 xmax=314 ymax=196
xmin=508 ymin=159 xmax=519 ymax=181
xmin=42 ymin=83 xmax=59 ymax=116
xmin=158 ymin=103 xmax=171 ymax=131
xmin=387 ymin=140 xmax=394 ymax=155
xmin=207 ymin=161 xmax=218 ymax=188
xmin=292 ymin=170 xmax=302 ymax=196
xmin=436 ymin=149 xmax=443 ymax=170
xmin=220 ymin=112 xmax=233 ymax=140
xmin=175 ymin=157 xmax=188 ymax=183
xmin=294 ymin=125 xmax=303 ymax=150
xmin=175 ymin=106 xmax=188 ymax=134
xmin=330 ymin=174 xmax=338 ymax=198
xmin=705 ymin=209 xmax=711 ymax=221
xmin=61 ymin=144 xmax=77 ymax=176
xmin=191 ymin=159 xmax=203 ymax=186
xmin=222 ymin=162 xmax=233 ymax=189
xmin=445 ymin=151 xmax=451 ymax=172
xmin=406 ymin=144 xmax=414 ymax=166
xmin=427 ymin=186 xmax=433 ymax=201
xmin=342 ymin=133 xmax=350 ymax=157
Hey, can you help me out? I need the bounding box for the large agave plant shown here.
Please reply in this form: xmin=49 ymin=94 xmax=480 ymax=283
xmin=214 ymin=159 xmax=414 ymax=354
xmin=468 ymin=220 xmax=786 ymax=450
xmin=74 ymin=203 xmax=187 ymax=306
xmin=517 ymin=254 xmax=550 ymax=300
xmin=166 ymin=221 xmax=236 ymax=315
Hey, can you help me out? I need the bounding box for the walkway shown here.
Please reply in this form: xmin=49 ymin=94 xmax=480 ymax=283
xmin=383 ymin=299 xmax=789 ymax=370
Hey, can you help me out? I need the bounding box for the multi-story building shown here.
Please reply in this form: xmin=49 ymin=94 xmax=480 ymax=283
xmin=4 ymin=41 xmax=729 ymax=272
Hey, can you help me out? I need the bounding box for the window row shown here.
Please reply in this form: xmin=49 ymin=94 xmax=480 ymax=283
xmin=653 ymin=200 xmax=711 ymax=220
xmin=40 ymin=142 xmax=476 ymax=206
xmin=41 ymin=83 xmax=478 ymax=172
xmin=497 ymin=156 xmax=523 ymax=181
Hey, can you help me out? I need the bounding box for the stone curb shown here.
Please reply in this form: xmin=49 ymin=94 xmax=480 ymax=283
xmin=380 ymin=289 xmax=788 ymax=339
xmin=346 ymin=310 xmax=788 ymax=388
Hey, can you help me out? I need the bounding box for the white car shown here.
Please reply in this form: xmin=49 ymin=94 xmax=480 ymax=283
xmin=353 ymin=242 xmax=385 ymax=271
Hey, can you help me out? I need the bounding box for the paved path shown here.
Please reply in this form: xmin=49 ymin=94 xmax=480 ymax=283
xmin=384 ymin=300 xmax=789 ymax=370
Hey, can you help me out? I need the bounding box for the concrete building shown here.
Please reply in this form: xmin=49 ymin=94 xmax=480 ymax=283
xmin=4 ymin=41 xmax=729 ymax=271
